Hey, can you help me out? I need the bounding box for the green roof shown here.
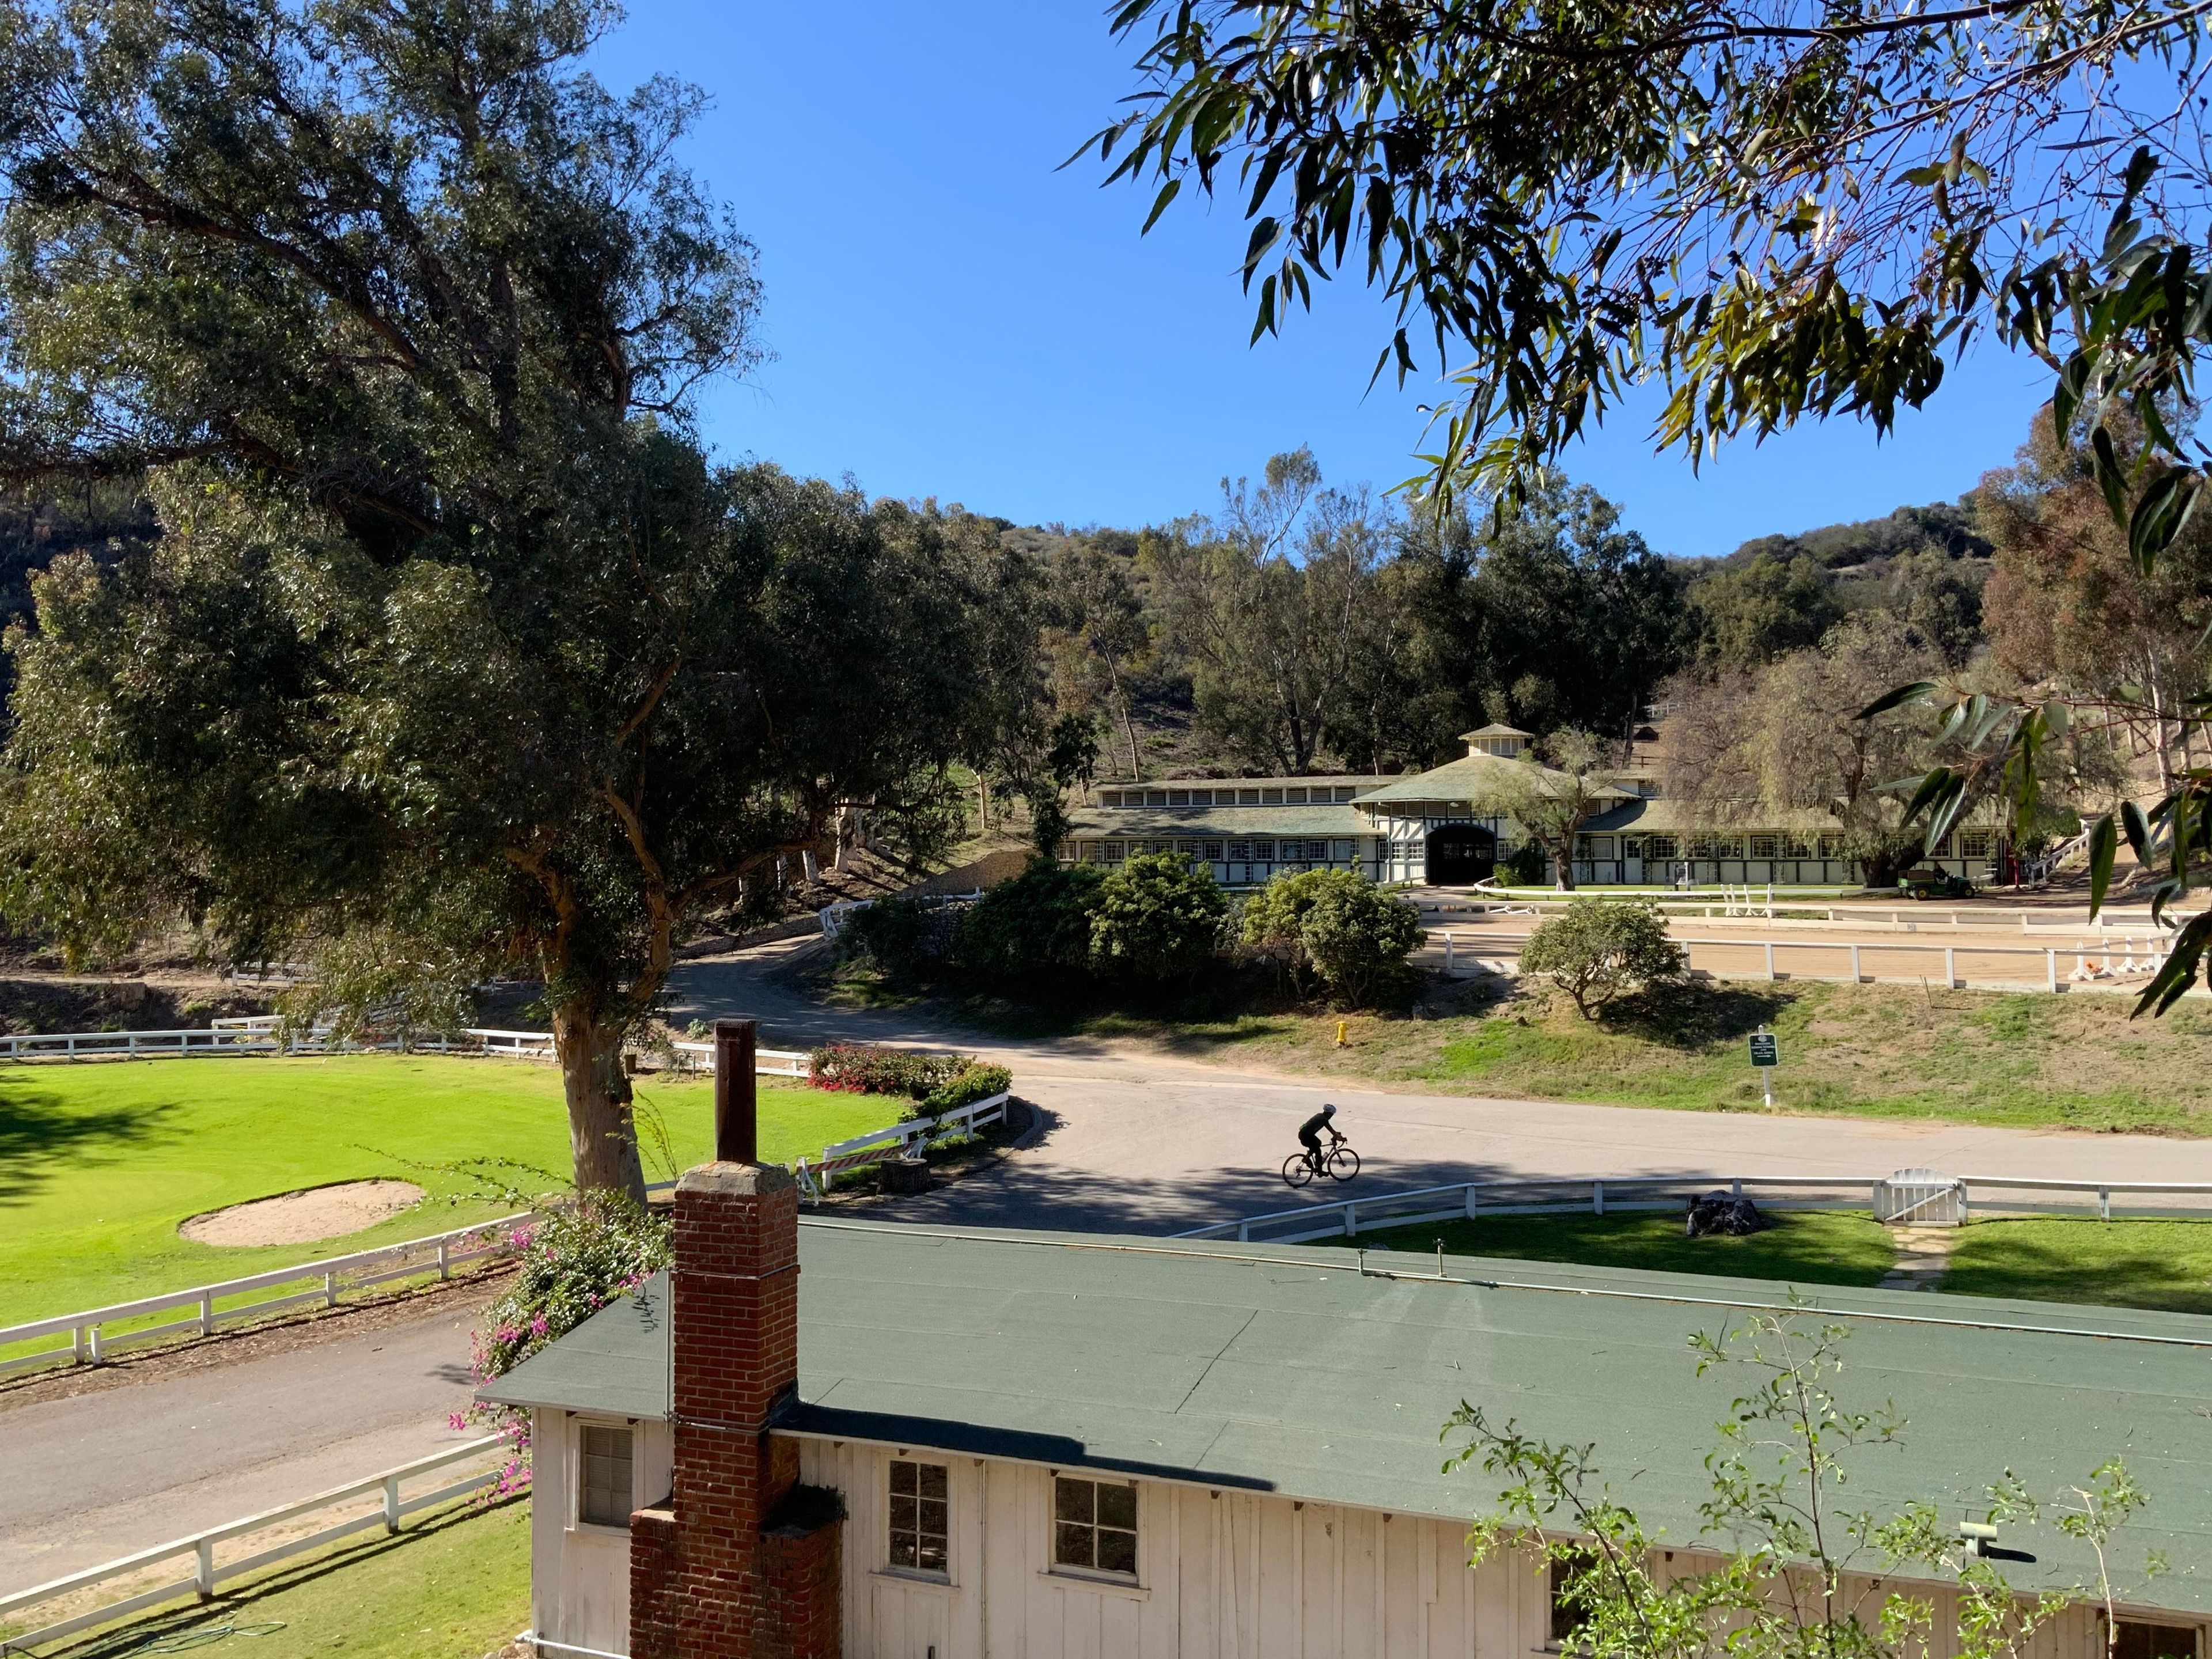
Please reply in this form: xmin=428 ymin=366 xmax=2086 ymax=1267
xmin=481 ymin=1221 xmax=2212 ymax=1609
xmin=1353 ymin=753 xmax=1634 ymax=810
xmin=1062 ymin=804 xmax=1369 ymax=838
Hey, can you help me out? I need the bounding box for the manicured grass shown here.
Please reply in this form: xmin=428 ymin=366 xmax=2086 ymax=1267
xmin=1946 ymin=1218 xmax=2212 ymax=1315
xmin=1351 ymin=1209 xmax=1898 ymax=1288
xmin=3 ymin=1495 xmax=530 ymax=1658
xmin=1097 ymin=980 xmax=2212 ymax=1135
xmin=0 ymin=1054 xmax=898 ymax=1329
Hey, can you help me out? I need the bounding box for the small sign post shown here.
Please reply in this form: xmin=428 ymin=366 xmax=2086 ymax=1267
xmin=1748 ymin=1028 xmax=1779 ymax=1108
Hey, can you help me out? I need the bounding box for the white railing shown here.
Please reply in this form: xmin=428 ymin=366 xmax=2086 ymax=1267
xmin=796 ymin=1092 xmax=1012 ymax=1195
xmin=0 ymin=1214 xmax=528 ymax=1380
xmin=0 ymin=1022 xmax=815 ymax=1074
xmin=1429 ymin=931 xmax=2200 ymax=995
xmin=0 ymin=1436 xmax=505 ymax=1654
xmin=1175 ymin=1173 xmax=2212 ymax=1244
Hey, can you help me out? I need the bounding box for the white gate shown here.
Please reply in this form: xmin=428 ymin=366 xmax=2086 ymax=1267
xmin=1872 ymin=1168 xmax=1965 ymax=1226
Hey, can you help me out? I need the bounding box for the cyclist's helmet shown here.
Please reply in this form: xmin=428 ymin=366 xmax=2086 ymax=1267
xmin=1321 ymin=1103 xmax=1337 ymax=1118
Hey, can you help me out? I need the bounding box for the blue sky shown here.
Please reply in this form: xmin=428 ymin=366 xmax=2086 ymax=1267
xmin=590 ymin=3 xmax=2054 ymax=563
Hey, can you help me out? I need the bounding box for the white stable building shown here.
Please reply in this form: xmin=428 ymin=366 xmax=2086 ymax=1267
xmin=484 ymin=1160 xmax=2212 ymax=1659
xmin=1056 ymin=724 xmax=2004 ymax=889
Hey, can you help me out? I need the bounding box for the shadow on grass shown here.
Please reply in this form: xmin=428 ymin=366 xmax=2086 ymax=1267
xmin=44 ymin=1495 xmax=523 ymax=1658
xmin=1946 ymin=1222 xmax=2212 ymax=1315
xmin=1599 ymin=983 xmax=1793 ymax=1050
xmin=0 ymin=1072 xmax=179 ymax=1208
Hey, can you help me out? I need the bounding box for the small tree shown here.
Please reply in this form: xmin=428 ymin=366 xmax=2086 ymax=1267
xmin=1518 ymin=899 xmax=1686 ymax=1019
xmin=1088 ymin=853 xmax=1228 ymax=984
xmin=1446 ymin=1309 xmax=2158 ymax=1659
xmin=1472 ymin=729 xmax=1617 ymax=891
xmin=1242 ymin=868 xmax=1423 ymax=1007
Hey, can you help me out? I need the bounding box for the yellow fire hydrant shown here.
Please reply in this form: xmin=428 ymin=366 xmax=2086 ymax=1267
xmin=1334 ymin=1020 xmax=1349 ymax=1048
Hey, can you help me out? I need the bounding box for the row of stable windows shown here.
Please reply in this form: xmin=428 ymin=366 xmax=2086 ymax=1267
xmin=1095 ymin=784 xmax=1365 ymax=808
xmin=1068 ymin=838 xmax=1370 ymax=863
xmin=1575 ymin=832 xmax=1998 ymax=861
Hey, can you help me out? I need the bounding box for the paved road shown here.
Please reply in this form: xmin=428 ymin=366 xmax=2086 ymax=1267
xmin=0 ymin=1295 xmax=489 ymax=1596
xmin=14 ymin=931 xmax=2212 ymax=1593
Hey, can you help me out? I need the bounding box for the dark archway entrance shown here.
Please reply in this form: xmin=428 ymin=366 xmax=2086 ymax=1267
xmin=1425 ymin=823 xmax=1496 ymax=885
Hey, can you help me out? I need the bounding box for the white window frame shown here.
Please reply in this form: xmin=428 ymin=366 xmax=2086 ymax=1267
xmin=1047 ymin=1472 xmax=1141 ymax=1586
xmin=881 ymin=1455 xmax=953 ymax=1585
xmin=569 ymin=1414 xmax=639 ymax=1536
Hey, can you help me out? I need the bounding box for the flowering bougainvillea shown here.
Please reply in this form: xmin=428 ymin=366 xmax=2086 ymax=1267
xmin=808 ymin=1044 xmax=1011 ymax=1116
xmin=459 ymin=1194 xmax=672 ymax=1490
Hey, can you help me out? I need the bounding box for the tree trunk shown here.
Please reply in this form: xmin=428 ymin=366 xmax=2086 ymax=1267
xmin=1121 ymin=699 xmax=1141 ymax=782
xmin=1552 ymin=842 xmax=1577 ymax=891
xmin=553 ymin=1003 xmax=647 ymax=1202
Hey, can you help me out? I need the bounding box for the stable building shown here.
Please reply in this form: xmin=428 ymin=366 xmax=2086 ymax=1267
xmin=1056 ymin=724 xmax=2004 ymax=891
xmin=484 ymin=1140 xmax=2212 ymax=1658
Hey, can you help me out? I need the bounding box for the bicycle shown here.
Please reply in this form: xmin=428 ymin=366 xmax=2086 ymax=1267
xmin=1281 ymin=1129 xmax=1361 ymax=1188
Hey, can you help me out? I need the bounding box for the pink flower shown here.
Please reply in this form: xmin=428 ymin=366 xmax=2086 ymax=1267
xmin=529 ymin=1316 xmax=549 ymax=1338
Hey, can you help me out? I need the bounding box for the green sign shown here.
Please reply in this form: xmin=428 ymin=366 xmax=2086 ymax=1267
xmin=1749 ymin=1032 xmax=1779 ymax=1068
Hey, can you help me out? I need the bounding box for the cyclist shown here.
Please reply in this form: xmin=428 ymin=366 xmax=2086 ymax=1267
xmin=1295 ymin=1103 xmax=1342 ymax=1175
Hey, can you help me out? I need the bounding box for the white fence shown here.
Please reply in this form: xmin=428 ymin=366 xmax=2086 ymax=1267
xmin=820 ymin=890 xmax=983 ymax=941
xmin=0 ymin=1436 xmax=505 ymax=1653
xmin=0 ymin=1214 xmax=528 ymax=1380
xmin=0 ymin=1021 xmax=814 ymax=1074
xmin=1175 ymin=1172 xmax=2212 ymax=1244
xmin=796 ymin=1092 xmax=1013 ymax=1195
xmin=1430 ymin=930 xmax=2199 ymax=995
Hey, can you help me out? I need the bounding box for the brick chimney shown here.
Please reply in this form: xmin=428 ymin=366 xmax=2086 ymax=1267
xmin=630 ymin=1023 xmax=842 ymax=1659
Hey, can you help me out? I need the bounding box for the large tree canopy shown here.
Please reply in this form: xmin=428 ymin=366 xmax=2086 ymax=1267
xmin=0 ymin=0 xmax=1021 ymax=1196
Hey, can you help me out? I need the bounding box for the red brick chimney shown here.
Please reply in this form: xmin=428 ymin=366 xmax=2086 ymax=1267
xmin=630 ymin=1024 xmax=842 ymax=1659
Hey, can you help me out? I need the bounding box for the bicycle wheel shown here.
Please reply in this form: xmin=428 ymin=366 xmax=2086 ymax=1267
xmin=1281 ymin=1152 xmax=1317 ymax=1189
xmin=1324 ymin=1144 xmax=1361 ymax=1181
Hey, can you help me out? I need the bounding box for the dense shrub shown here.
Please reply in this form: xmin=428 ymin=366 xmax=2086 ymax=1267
xmin=840 ymin=895 xmax=948 ymax=976
xmin=809 ymin=1043 xmax=964 ymax=1096
xmin=1088 ymin=853 xmax=1229 ymax=983
xmin=1518 ymin=899 xmax=1688 ymax=1018
xmin=922 ymin=1061 xmax=1013 ymax=1115
xmin=952 ymin=861 xmax=1105 ymax=985
xmin=1240 ymin=869 xmax=1422 ymax=1006
xmin=1297 ymin=877 xmax=1425 ymax=1007
xmin=1502 ymin=839 xmax=1548 ymax=885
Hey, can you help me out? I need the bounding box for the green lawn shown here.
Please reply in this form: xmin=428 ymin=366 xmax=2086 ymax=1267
xmin=0 ymin=1054 xmax=897 ymax=1330
xmin=1946 ymin=1218 xmax=2212 ymax=1314
xmin=1 ymin=1495 xmax=529 ymax=1658
xmin=1351 ymin=1208 xmax=1899 ymax=1287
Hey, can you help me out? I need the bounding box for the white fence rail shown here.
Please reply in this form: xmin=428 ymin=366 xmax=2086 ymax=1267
xmin=1175 ymin=1172 xmax=2212 ymax=1244
xmin=0 ymin=1436 xmax=505 ymax=1653
xmin=0 ymin=1214 xmax=529 ymax=1380
xmin=0 ymin=1022 xmax=816 ymax=1074
xmin=1430 ymin=930 xmax=2202 ymax=995
xmin=796 ymin=1092 xmax=1013 ymax=1195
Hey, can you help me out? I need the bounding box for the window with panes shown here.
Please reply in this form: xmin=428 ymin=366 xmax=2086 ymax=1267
xmin=577 ymin=1423 xmax=633 ymax=1528
xmin=888 ymin=1460 xmax=948 ymax=1574
xmin=1051 ymin=1475 xmax=1137 ymax=1577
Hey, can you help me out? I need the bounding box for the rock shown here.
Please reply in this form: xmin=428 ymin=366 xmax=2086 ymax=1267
xmin=1685 ymin=1191 xmax=1766 ymax=1237
xmin=879 ymin=1156 xmax=934 ymax=1195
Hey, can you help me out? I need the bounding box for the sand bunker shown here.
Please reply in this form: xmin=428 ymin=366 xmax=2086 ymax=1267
xmin=180 ymin=1179 xmax=426 ymax=1247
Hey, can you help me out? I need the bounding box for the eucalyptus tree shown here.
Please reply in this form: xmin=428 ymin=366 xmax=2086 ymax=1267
xmin=0 ymin=0 xmax=1015 ymax=1197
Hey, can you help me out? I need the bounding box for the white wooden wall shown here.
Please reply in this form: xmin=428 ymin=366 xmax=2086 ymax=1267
xmin=529 ymin=1410 xmax=673 ymax=1658
xmin=800 ymin=1438 xmax=1543 ymax=1659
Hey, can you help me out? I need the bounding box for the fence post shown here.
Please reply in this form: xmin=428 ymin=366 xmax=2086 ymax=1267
xmin=2047 ymin=949 xmax=2059 ymax=993
xmin=196 ymin=1537 xmax=215 ymax=1597
xmin=384 ymin=1475 xmax=403 ymax=1533
xmin=1763 ymin=943 xmax=1775 ymax=982
xmin=1850 ymin=944 xmax=1861 ymax=982
xmin=1731 ymin=1179 xmax=1743 ymax=1198
xmin=1238 ymin=1219 xmax=1251 ymax=1243
xmin=1445 ymin=931 xmax=1454 ymax=972
xmin=1464 ymin=1184 xmax=1479 ymax=1219
xmin=1343 ymin=1202 xmax=1357 ymax=1238
xmin=73 ymin=1322 xmax=87 ymax=1364
xmin=1593 ymin=1180 xmax=1605 ymax=1215
xmin=437 ymin=1238 xmax=450 ymax=1282
xmin=2100 ymin=1186 xmax=2111 ymax=1223
xmin=324 ymin=1271 xmax=337 ymax=1307
xmin=199 ymin=1291 xmax=214 ymax=1338
xmin=88 ymin=1323 xmax=102 ymax=1363
xmin=1944 ymin=946 xmax=1957 ymax=988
